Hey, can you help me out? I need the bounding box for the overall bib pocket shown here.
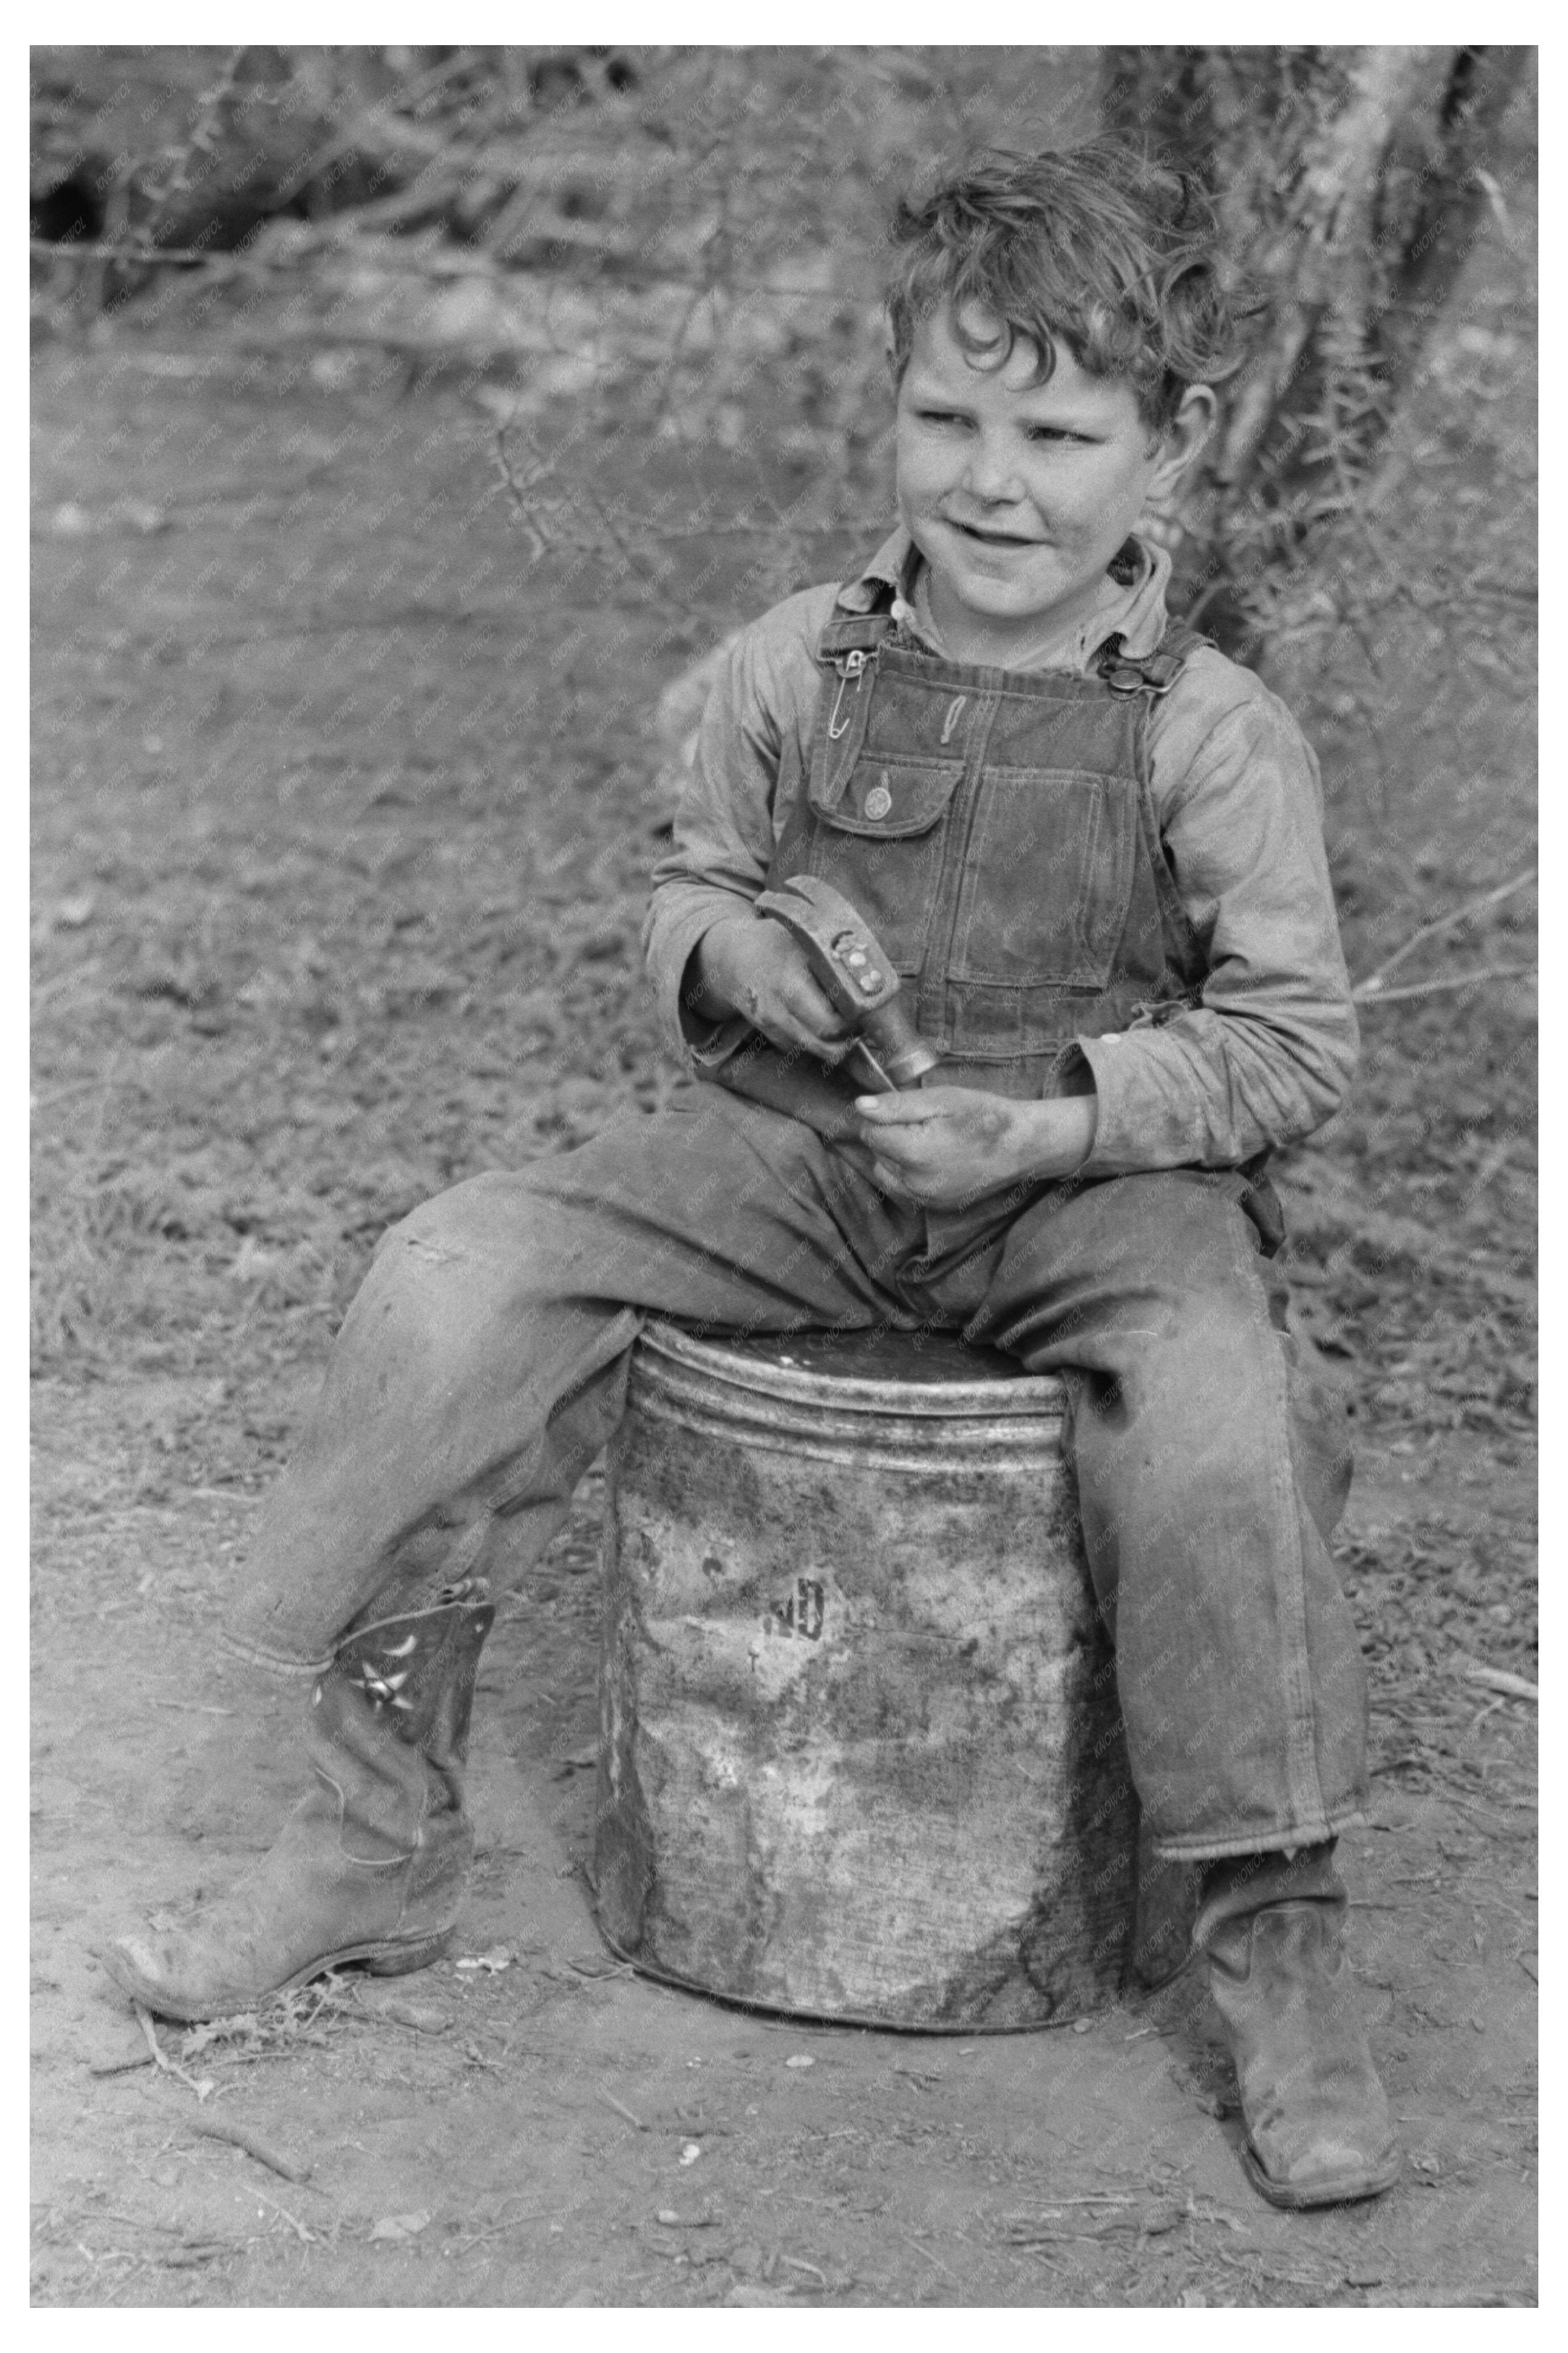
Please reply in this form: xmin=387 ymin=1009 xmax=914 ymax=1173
xmin=950 ymin=767 xmax=1140 ymax=989
xmin=805 ymin=756 xmax=964 ymax=975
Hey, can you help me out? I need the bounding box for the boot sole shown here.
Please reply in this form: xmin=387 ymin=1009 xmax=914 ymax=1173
xmin=96 ymin=1929 xmax=455 ymax=2024
xmin=1241 ymin=2139 xmax=1402 ymax=2210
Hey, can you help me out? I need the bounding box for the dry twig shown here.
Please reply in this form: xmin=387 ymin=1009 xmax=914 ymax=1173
xmin=248 ymin=2182 xmax=316 ymax=2243
xmin=895 ymin=2229 xmax=958 ymax=2281
xmin=780 ymin=2253 xmax=830 ymax=2286
xmin=1354 ymin=962 xmax=1536 ymax=1007
xmin=188 ymin=2113 xmax=314 ymax=2183
xmin=134 ymin=2004 xmax=214 ymax=2100
xmin=1459 ymin=1662 xmax=1537 ymax=1702
xmin=1353 ymin=869 xmax=1536 ymax=997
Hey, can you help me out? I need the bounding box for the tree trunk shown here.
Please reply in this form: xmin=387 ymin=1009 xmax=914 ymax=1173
xmin=1100 ymin=45 xmax=1532 ymax=661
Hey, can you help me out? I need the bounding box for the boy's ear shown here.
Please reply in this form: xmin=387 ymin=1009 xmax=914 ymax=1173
xmin=1148 ymin=384 xmax=1217 ymax=499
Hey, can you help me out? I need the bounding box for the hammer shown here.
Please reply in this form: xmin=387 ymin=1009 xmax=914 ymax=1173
xmin=754 ymin=875 xmax=942 ymax=1094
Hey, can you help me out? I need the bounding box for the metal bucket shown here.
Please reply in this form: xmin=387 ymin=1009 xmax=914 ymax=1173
xmin=594 ymin=1319 xmax=1195 ymax=2029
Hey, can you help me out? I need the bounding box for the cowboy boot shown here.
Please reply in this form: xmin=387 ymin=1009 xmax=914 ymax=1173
xmin=98 ymin=1587 xmax=495 ymax=2022
xmin=1195 ymin=1843 xmax=1401 ymax=2210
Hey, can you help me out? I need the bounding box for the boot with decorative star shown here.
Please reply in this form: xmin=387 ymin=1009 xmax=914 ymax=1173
xmin=1195 ymin=1843 xmax=1401 ymax=2210
xmin=99 ymin=1587 xmax=494 ymax=2022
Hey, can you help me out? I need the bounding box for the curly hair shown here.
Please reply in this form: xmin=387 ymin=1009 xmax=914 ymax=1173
xmin=885 ymin=140 xmax=1246 ymax=431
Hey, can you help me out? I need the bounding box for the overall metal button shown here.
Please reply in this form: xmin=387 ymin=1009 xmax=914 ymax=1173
xmin=864 ymin=783 xmax=892 ymax=820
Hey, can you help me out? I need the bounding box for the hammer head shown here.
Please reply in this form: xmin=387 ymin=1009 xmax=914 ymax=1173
xmin=753 ymin=875 xmax=941 ymax=1091
xmin=753 ymin=875 xmax=902 ymax=1021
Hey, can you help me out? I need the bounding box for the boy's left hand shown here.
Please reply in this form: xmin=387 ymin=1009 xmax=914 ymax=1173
xmin=845 ymin=1086 xmax=1097 ymax=1209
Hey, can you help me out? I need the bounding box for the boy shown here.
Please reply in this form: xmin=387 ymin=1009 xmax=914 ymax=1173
xmin=103 ymin=142 xmax=1397 ymax=2211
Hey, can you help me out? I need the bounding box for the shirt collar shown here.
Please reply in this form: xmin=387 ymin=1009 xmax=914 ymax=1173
xmin=837 ymin=525 xmax=1172 ymax=672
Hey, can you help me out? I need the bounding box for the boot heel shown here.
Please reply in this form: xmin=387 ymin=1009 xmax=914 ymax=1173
xmin=365 ymin=1930 xmax=455 ymax=1978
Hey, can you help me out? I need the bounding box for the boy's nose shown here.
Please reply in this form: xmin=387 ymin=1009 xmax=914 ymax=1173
xmin=959 ymin=447 xmax=1025 ymax=505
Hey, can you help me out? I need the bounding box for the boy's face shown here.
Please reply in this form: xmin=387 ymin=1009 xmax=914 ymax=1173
xmin=893 ymin=302 xmax=1212 ymax=661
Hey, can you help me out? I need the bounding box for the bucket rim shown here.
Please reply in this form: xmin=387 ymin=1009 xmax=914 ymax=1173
xmin=636 ymin=1316 xmax=1067 ymax=1416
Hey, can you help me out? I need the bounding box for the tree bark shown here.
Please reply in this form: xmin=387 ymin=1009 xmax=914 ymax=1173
xmin=1101 ymin=45 xmax=1532 ymax=661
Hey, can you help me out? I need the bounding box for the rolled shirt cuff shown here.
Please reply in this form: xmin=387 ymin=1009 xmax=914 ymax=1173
xmin=680 ymin=1001 xmax=752 ymax=1070
xmin=649 ymin=893 xmax=759 ymax=1072
xmin=1072 ymin=1028 xmax=1197 ymax=1176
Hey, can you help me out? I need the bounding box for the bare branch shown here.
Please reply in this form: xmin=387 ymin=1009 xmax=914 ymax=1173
xmin=1354 ymin=963 xmax=1536 ymax=1007
xmin=1354 ymin=870 xmax=1536 ymax=996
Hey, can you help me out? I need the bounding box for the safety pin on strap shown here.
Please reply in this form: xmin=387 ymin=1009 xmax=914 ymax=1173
xmin=827 ymin=648 xmax=870 ymax=739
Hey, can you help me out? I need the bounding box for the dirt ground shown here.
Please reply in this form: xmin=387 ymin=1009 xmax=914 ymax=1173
xmin=31 ymin=268 xmax=1535 ymax=2309
xmin=32 ymin=1389 xmax=1538 ymax=2310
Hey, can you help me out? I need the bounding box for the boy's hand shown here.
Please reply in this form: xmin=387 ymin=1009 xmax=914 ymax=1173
xmin=694 ymin=913 xmax=852 ymax=1063
xmin=845 ymin=1086 xmax=1097 ymax=1207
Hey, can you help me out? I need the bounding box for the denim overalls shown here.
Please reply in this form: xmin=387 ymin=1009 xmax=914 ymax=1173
xmin=702 ymin=596 xmax=1223 ymax=1146
xmin=226 ymin=589 xmax=1370 ymax=1862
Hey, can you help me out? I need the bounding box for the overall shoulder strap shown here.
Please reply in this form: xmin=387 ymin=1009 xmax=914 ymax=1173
xmin=816 ymin=577 xmax=899 ymax=664
xmin=1096 ymin=620 xmax=1210 ymax=698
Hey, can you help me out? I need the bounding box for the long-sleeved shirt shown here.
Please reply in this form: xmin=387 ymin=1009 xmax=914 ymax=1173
xmin=641 ymin=528 xmax=1358 ymax=1175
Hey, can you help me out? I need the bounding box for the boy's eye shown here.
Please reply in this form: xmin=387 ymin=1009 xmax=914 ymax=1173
xmin=914 ymin=408 xmax=1091 ymax=446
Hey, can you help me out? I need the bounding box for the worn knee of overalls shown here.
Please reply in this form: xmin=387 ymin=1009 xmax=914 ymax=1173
xmin=226 ymin=590 xmax=1367 ymax=1863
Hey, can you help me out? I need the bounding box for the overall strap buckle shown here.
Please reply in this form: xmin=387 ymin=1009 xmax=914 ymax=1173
xmin=817 ymin=610 xmax=895 ymax=661
xmin=1097 ymin=629 xmax=1200 ymax=697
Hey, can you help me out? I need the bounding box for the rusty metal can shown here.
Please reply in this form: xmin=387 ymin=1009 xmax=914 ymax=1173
xmin=594 ymin=1319 xmax=1194 ymax=2028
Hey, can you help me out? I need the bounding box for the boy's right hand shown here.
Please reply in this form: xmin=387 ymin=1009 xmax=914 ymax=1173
xmin=694 ymin=913 xmax=853 ymax=1065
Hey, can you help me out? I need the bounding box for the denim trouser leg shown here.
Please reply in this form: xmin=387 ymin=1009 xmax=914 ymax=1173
xmin=916 ymin=1168 xmax=1368 ymax=1862
xmin=226 ymin=1088 xmax=919 ymax=1672
xmin=226 ymin=1086 xmax=1367 ymax=1865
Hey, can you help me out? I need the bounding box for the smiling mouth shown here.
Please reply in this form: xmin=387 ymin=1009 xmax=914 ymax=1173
xmin=946 ymin=519 xmax=1040 ymax=547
